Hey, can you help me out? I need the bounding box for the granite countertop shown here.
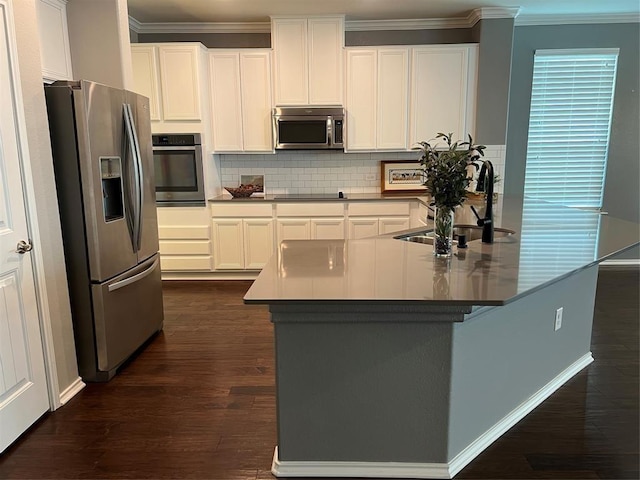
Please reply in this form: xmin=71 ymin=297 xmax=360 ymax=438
xmin=244 ymin=195 xmax=640 ymax=306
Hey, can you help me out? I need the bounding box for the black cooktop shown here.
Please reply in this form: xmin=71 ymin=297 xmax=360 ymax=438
xmin=273 ymin=193 xmax=346 ymax=200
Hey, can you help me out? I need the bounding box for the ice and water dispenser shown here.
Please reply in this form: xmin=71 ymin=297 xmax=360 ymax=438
xmin=100 ymin=156 xmax=124 ymax=222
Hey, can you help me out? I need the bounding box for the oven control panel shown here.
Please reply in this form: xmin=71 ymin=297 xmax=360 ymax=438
xmin=152 ymin=133 xmax=201 ymax=147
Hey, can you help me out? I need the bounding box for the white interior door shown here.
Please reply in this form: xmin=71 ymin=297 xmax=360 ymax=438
xmin=0 ymin=0 xmax=49 ymax=453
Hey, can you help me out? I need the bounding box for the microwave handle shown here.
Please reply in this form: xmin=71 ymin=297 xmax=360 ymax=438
xmin=327 ymin=116 xmax=333 ymax=147
xmin=152 ymin=146 xmax=197 ymax=151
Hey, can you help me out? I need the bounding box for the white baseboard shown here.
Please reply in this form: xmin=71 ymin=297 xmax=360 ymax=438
xmin=271 ymin=352 xmax=594 ymax=479
xmin=601 ymin=259 xmax=640 ymax=267
xmin=272 ymin=447 xmax=450 ymax=479
xmin=161 ymin=271 xmax=259 ymax=281
xmin=58 ymin=376 xmax=85 ymax=407
xmin=448 ymin=352 xmax=593 ymax=477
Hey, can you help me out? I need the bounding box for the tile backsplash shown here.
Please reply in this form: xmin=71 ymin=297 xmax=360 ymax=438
xmin=219 ymin=146 xmax=505 ymax=195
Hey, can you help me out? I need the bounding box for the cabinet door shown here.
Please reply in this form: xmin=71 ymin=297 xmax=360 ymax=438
xmin=158 ymin=45 xmax=201 ymax=120
xmin=277 ymin=219 xmax=311 ymax=245
xmin=308 ymin=17 xmax=344 ymax=105
xmin=243 ymin=219 xmax=274 ymax=269
xmin=379 ymin=217 xmax=410 ymax=235
xmin=348 ymin=218 xmax=379 ymax=239
xmin=311 ymin=218 xmax=345 ymax=239
xmin=240 ymin=52 xmax=273 ymax=151
xmin=36 ymin=0 xmax=73 ymax=82
xmin=272 ymin=18 xmax=308 ymax=105
xmin=212 ymin=219 xmax=244 ymax=270
xmin=345 ymin=49 xmax=377 ymax=150
xmin=377 ymin=49 xmax=409 ymax=150
xmin=131 ymin=46 xmax=161 ymax=121
xmin=410 ymin=46 xmax=470 ymax=145
xmin=210 ymin=52 xmax=243 ymax=151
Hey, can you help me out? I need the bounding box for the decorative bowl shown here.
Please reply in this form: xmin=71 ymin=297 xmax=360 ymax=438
xmin=224 ymin=185 xmax=259 ymax=198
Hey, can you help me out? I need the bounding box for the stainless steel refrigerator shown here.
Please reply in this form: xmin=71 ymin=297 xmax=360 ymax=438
xmin=45 ymin=80 xmax=164 ymax=382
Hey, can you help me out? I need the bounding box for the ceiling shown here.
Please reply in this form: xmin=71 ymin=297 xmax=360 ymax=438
xmin=127 ymin=0 xmax=640 ymax=24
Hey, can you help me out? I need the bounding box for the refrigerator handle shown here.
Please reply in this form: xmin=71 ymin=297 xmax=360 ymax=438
xmin=123 ymin=104 xmax=143 ymax=252
xmin=107 ymin=258 xmax=159 ymax=292
xmin=127 ymin=104 xmax=145 ymax=251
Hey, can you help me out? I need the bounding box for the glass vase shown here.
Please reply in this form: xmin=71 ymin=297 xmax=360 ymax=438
xmin=433 ymin=206 xmax=455 ymax=257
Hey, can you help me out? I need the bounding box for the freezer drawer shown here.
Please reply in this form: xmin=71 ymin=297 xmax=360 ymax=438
xmin=91 ymin=254 xmax=164 ymax=378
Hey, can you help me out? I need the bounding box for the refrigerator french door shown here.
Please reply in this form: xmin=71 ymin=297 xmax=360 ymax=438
xmin=45 ymin=80 xmax=164 ymax=382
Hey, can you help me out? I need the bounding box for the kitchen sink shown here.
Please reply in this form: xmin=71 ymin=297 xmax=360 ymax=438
xmin=395 ymin=224 xmax=517 ymax=245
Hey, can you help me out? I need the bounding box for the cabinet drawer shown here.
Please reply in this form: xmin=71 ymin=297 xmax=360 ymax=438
xmin=157 ymin=206 xmax=210 ymax=225
xmin=348 ymin=201 xmax=411 ymax=216
xmin=159 ymin=255 xmax=213 ymax=271
xmin=277 ymin=202 xmax=344 ymax=217
xmin=159 ymin=240 xmax=211 ymax=255
xmin=158 ymin=225 xmax=210 ymax=240
xmin=211 ymin=203 xmax=273 ymax=217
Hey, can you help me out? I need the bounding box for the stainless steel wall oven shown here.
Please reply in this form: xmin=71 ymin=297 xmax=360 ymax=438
xmin=152 ymin=133 xmax=205 ymax=206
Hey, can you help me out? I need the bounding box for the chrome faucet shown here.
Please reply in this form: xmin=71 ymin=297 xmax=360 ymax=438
xmin=470 ymin=160 xmax=494 ymax=243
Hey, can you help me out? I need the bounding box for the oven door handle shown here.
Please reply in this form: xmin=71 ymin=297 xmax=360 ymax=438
xmin=152 ymin=146 xmax=197 ymax=151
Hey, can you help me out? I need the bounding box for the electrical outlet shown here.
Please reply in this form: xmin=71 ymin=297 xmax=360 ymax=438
xmin=554 ymin=307 xmax=563 ymax=331
xmin=365 ymin=173 xmax=376 ymax=181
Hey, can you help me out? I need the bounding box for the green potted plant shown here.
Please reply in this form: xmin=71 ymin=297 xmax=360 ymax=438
xmin=414 ymin=133 xmax=485 ymax=257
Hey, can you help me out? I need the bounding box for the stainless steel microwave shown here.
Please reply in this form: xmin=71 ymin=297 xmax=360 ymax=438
xmin=272 ymin=106 xmax=345 ymax=150
xmin=152 ymin=133 xmax=205 ymax=206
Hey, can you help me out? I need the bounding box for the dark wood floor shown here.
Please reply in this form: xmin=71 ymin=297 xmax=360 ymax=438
xmin=0 ymin=268 xmax=637 ymax=480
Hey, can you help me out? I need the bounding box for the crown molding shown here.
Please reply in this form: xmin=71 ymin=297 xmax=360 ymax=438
xmin=129 ymin=19 xmax=271 ymax=34
xmin=129 ymin=16 xmax=143 ymax=33
xmin=128 ymin=9 xmax=638 ymax=35
xmin=515 ymin=12 xmax=640 ymax=26
xmin=467 ymin=7 xmax=521 ymax=27
xmin=345 ymin=18 xmax=470 ymax=31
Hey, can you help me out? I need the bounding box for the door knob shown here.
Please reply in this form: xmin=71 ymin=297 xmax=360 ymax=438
xmin=16 ymin=239 xmax=33 ymax=254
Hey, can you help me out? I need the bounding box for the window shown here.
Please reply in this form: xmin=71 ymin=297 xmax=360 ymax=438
xmin=523 ymin=49 xmax=619 ymax=209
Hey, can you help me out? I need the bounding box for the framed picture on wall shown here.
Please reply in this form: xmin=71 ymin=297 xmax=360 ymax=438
xmin=380 ymin=160 xmax=427 ymax=195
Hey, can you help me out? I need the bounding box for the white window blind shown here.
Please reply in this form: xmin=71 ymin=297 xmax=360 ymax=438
xmin=517 ymin=197 xmax=600 ymax=291
xmin=524 ymin=49 xmax=619 ymax=209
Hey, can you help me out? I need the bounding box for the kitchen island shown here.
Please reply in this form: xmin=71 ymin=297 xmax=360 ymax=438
xmin=244 ymin=195 xmax=639 ymax=479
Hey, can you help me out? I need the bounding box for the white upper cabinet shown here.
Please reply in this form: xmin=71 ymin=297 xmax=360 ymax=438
xmin=345 ymin=47 xmax=409 ymax=151
xmin=209 ymin=50 xmax=272 ymax=152
xmin=345 ymin=49 xmax=377 ymax=150
xmin=159 ymin=45 xmax=202 ymax=120
xmin=377 ymin=49 xmax=409 ymax=150
xmin=409 ymin=45 xmax=478 ymax=145
xmin=131 ymin=43 xmax=205 ymax=121
xmin=36 ymin=0 xmax=73 ymax=83
xmin=241 ymin=52 xmax=273 ymax=151
xmin=346 ymin=44 xmax=477 ymax=151
xmin=209 ymin=52 xmax=243 ymax=151
xmin=272 ymin=16 xmax=344 ymax=106
xmin=131 ymin=45 xmax=161 ymax=121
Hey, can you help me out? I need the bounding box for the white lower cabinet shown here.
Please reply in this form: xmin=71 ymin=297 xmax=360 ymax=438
xmin=211 ymin=219 xmax=245 ymax=270
xmin=211 ymin=203 xmax=275 ymax=270
xmin=207 ymin=200 xmax=420 ymax=273
xmin=157 ymin=207 xmax=213 ymax=271
xmin=212 ymin=218 xmax=275 ymax=270
xmin=276 ymin=203 xmax=346 ymax=245
xmin=277 ymin=219 xmax=311 ymax=243
xmin=277 ymin=217 xmax=346 ymax=243
xmin=311 ymin=218 xmax=345 ymax=239
xmin=244 ymin=219 xmax=275 ymax=269
xmin=347 ymin=201 xmax=412 ymax=239
xmin=348 ymin=218 xmax=380 ymax=239
xmin=379 ymin=217 xmax=411 ymax=235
